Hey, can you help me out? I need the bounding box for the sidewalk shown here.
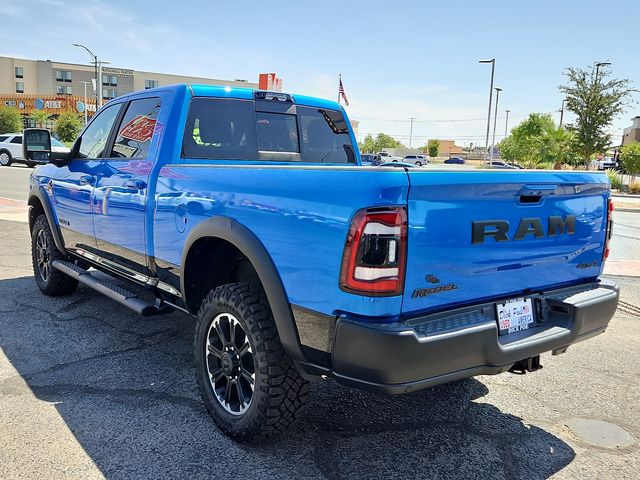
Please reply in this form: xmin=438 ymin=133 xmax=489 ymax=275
xmin=612 ymin=193 xmax=640 ymax=212
xmin=0 ymin=197 xmax=27 ymax=223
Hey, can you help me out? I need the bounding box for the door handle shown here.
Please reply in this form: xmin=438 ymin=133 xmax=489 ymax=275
xmin=79 ymin=175 xmax=95 ymax=186
xmin=124 ymin=179 xmax=147 ymax=190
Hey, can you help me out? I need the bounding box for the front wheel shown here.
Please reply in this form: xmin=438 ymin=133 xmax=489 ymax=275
xmin=415 ymin=161 xmax=422 ymax=167
xmin=0 ymin=150 xmax=12 ymax=166
xmin=194 ymin=283 xmax=308 ymax=441
xmin=31 ymin=215 xmax=78 ymax=296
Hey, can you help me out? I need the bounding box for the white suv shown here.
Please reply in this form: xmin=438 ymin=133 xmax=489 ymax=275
xmin=0 ymin=133 xmax=70 ymax=167
xmin=403 ymin=155 xmax=429 ymax=167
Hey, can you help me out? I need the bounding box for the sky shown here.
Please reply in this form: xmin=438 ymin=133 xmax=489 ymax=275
xmin=2 ymin=0 xmax=639 ymax=148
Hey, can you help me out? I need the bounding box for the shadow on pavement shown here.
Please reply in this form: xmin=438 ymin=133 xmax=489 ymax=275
xmin=0 ymin=275 xmax=576 ymax=479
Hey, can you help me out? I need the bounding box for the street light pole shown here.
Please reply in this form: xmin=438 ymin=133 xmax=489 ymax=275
xmin=595 ymin=61 xmax=611 ymax=83
xmin=479 ymin=59 xmax=496 ymax=166
xmin=80 ymin=81 xmax=91 ymax=124
xmin=72 ymin=43 xmax=98 ymax=109
xmin=559 ymin=99 xmax=567 ymax=128
xmin=490 ymin=87 xmax=502 ymax=161
xmin=409 ymin=117 xmax=416 ymax=148
xmin=504 ymin=109 xmax=510 ymax=138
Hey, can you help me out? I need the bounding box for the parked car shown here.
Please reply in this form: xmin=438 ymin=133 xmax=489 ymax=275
xmin=403 ymin=154 xmax=428 ymax=166
xmin=0 ymin=133 xmax=70 ymax=167
xmin=595 ymin=157 xmax=618 ymax=170
xmin=444 ymin=156 xmax=465 ymax=164
xmin=24 ymin=84 xmax=618 ymax=442
xmin=379 ymin=161 xmax=416 ymax=168
xmin=487 ymin=160 xmax=518 ymax=169
xmin=507 ymin=162 xmax=524 ymax=169
xmin=361 ymin=153 xmax=382 ymax=166
xmin=377 ymin=151 xmax=403 ymax=162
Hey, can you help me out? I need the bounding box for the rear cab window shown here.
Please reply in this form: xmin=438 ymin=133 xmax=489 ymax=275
xmin=182 ymin=97 xmax=354 ymax=164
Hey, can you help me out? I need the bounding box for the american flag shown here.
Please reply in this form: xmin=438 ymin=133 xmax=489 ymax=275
xmin=339 ymin=77 xmax=349 ymax=107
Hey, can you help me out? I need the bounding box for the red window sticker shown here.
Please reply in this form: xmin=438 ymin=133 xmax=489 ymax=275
xmin=119 ymin=115 xmax=157 ymax=143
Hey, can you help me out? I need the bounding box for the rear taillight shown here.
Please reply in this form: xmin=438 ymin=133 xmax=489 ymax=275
xmin=339 ymin=207 xmax=407 ymax=296
xmin=603 ymin=198 xmax=614 ymax=261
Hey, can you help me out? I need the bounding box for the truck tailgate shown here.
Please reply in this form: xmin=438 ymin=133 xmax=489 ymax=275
xmin=402 ymin=170 xmax=610 ymax=316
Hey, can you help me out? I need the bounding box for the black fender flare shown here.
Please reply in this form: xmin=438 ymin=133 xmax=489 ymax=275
xmin=180 ymin=216 xmax=304 ymax=361
xmin=28 ymin=186 xmax=66 ymax=255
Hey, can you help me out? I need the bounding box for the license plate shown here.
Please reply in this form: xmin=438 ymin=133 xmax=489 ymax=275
xmin=496 ymin=297 xmax=535 ymax=335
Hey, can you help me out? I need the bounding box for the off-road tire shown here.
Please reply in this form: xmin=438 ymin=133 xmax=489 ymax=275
xmin=194 ymin=282 xmax=308 ymax=441
xmin=0 ymin=150 xmax=12 ymax=166
xmin=31 ymin=214 xmax=78 ymax=296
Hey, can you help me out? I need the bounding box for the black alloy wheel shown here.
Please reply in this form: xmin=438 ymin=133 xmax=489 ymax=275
xmin=205 ymin=312 xmax=255 ymax=415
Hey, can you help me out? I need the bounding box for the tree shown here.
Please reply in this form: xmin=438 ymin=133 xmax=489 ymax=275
xmin=54 ymin=113 xmax=83 ymax=143
xmin=559 ymin=65 xmax=636 ymax=168
xmin=427 ymin=140 xmax=439 ymax=161
xmin=0 ymin=106 xmax=23 ymax=134
xmin=499 ymin=113 xmax=579 ymax=168
xmin=29 ymin=110 xmax=51 ymax=128
xmin=359 ymin=133 xmax=403 ymax=152
xmin=620 ymin=142 xmax=640 ymax=181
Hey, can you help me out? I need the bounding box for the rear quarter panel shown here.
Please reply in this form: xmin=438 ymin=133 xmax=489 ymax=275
xmin=153 ymin=163 xmax=409 ymax=319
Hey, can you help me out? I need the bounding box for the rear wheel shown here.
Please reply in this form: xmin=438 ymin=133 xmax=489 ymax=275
xmin=415 ymin=161 xmax=422 ymax=167
xmin=31 ymin=215 xmax=78 ymax=296
xmin=0 ymin=150 xmax=12 ymax=166
xmin=194 ymin=282 xmax=308 ymax=441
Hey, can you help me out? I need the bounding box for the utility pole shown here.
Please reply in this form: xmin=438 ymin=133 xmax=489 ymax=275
xmin=479 ymin=59 xmax=496 ymax=166
xmin=504 ymin=109 xmax=510 ymax=138
xmin=490 ymin=87 xmax=502 ymax=161
xmin=409 ymin=117 xmax=416 ymax=148
xmin=559 ymin=99 xmax=567 ymax=128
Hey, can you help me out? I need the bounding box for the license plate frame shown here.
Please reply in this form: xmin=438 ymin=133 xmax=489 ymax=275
xmin=496 ymin=297 xmax=535 ymax=335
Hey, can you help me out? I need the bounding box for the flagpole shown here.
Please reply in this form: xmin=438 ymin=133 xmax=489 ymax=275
xmin=337 ymin=74 xmax=341 ymax=105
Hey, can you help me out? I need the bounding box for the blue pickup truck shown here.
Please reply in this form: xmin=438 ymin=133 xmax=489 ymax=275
xmin=23 ymin=84 xmax=618 ymax=441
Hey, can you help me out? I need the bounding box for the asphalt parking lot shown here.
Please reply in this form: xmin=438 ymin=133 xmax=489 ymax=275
xmin=0 ymin=164 xmax=639 ymax=478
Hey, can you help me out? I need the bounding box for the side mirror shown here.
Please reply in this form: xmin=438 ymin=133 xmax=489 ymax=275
xmin=22 ymin=128 xmax=69 ymax=166
xmin=23 ymin=128 xmax=51 ymax=163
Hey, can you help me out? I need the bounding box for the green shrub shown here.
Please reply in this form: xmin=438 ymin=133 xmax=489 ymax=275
xmin=0 ymin=106 xmax=23 ymax=134
xmin=535 ymin=162 xmax=554 ymax=170
xmin=606 ymin=170 xmax=624 ymax=190
xmin=54 ymin=113 xmax=83 ymax=143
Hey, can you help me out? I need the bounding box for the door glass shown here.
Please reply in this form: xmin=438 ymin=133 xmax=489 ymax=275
xmin=110 ymin=97 xmax=162 ymax=159
xmin=78 ymin=104 xmax=121 ymax=159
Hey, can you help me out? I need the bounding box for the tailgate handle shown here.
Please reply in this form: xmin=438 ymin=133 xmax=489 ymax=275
xmin=517 ymin=185 xmax=557 ymax=205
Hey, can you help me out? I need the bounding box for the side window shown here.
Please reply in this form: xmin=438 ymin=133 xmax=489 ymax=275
xmin=183 ymin=98 xmax=258 ymax=160
xmin=10 ymin=136 xmax=22 ymax=144
xmin=78 ymin=104 xmax=121 ymax=159
xmin=109 ymin=97 xmax=161 ymax=159
xmin=0 ymin=136 xmax=8 ymax=142
xmin=298 ymin=107 xmax=354 ymax=163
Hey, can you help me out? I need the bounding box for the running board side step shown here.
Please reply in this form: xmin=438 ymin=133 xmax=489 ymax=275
xmin=51 ymin=260 xmax=172 ymax=316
